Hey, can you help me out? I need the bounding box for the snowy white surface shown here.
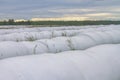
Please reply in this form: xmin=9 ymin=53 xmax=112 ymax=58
xmin=0 ymin=25 xmax=119 ymax=35
xmin=0 ymin=26 xmax=120 ymax=59
xmin=0 ymin=44 xmax=120 ymax=80
xmin=0 ymin=25 xmax=119 ymax=41
xmin=0 ymin=25 xmax=120 ymax=80
xmin=0 ymin=30 xmax=80 ymax=41
xmin=0 ymin=29 xmax=119 ymax=59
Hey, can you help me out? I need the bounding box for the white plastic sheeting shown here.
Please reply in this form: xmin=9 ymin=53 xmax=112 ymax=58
xmin=0 ymin=30 xmax=120 ymax=59
xmin=0 ymin=41 xmax=48 ymax=59
xmin=0 ymin=44 xmax=120 ymax=80
xmin=0 ymin=30 xmax=80 ymax=41
xmin=0 ymin=26 xmax=84 ymax=34
xmin=0 ymin=25 xmax=120 ymax=41
xmin=77 ymin=30 xmax=120 ymax=44
xmin=0 ymin=25 xmax=119 ymax=35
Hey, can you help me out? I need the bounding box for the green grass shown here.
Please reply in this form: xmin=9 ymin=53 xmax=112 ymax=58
xmin=0 ymin=20 xmax=120 ymax=26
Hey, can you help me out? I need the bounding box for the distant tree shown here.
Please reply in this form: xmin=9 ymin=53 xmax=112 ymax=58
xmin=3 ymin=20 xmax=7 ymax=25
xmin=8 ymin=19 xmax=14 ymax=25
xmin=26 ymin=20 xmax=31 ymax=25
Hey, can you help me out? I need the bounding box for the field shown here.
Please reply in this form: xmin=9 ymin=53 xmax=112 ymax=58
xmin=0 ymin=25 xmax=120 ymax=80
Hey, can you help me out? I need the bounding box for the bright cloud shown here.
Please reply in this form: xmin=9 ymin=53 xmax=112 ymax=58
xmin=0 ymin=0 xmax=120 ymax=20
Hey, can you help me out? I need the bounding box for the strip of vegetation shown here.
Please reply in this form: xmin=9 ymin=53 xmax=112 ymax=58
xmin=0 ymin=19 xmax=120 ymax=26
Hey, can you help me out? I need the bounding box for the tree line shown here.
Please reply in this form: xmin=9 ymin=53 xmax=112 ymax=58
xmin=0 ymin=19 xmax=120 ymax=26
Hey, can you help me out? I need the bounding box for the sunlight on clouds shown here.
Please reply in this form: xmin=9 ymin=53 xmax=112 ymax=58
xmin=0 ymin=0 xmax=120 ymax=20
xmin=31 ymin=16 xmax=89 ymax=21
xmin=106 ymin=16 xmax=120 ymax=20
xmin=85 ymin=13 xmax=112 ymax=17
xmin=30 ymin=13 xmax=120 ymax=21
xmin=15 ymin=19 xmax=27 ymax=22
xmin=49 ymin=8 xmax=95 ymax=13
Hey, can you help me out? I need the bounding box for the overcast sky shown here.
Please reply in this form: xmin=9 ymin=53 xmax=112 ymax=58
xmin=0 ymin=0 xmax=120 ymax=20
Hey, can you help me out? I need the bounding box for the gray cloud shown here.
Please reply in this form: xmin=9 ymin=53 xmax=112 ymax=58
xmin=0 ymin=0 xmax=120 ymax=20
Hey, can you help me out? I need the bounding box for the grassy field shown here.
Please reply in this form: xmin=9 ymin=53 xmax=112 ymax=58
xmin=0 ymin=20 xmax=120 ymax=26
